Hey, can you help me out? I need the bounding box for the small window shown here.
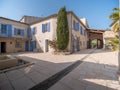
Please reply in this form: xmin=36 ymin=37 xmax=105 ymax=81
xmin=17 ymin=29 xmax=21 ymax=35
xmin=15 ymin=42 xmax=22 ymax=48
xmin=44 ymin=23 xmax=48 ymax=32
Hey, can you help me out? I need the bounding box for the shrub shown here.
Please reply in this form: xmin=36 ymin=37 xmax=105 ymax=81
xmin=49 ymin=40 xmax=58 ymax=51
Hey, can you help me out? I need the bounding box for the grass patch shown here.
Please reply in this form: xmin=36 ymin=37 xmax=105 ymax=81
xmin=0 ymin=55 xmax=9 ymax=60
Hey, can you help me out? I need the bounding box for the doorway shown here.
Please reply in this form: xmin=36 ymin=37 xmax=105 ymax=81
xmin=45 ymin=39 xmax=49 ymax=52
xmin=1 ymin=42 xmax=6 ymax=53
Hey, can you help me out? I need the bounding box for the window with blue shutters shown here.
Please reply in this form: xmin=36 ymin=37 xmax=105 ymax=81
xmin=14 ymin=28 xmax=24 ymax=36
xmin=42 ymin=22 xmax=50 ymax=33
xmin=73 ymin=20 xmax=79 ymax=31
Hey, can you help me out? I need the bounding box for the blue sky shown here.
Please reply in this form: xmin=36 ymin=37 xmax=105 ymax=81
xmin=0 ymin=0 xmax=118 ymax=29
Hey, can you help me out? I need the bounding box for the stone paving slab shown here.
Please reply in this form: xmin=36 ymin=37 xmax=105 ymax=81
xmin=11 ymin=76 xmax=35 ymax=90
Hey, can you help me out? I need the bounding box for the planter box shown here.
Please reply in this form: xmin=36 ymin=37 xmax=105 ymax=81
xmin=53 ymin=51 xmax=71 ymax=55
xmin=0 ymin=58 xmax=18 ymax=70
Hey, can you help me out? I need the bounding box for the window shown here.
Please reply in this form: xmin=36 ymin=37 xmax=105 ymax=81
xmin=14 ymin=28 xmax=24 ymax=36
xmin=42 ymin=22 xmax=50 ymax=33
xmin=17 ymin=29 xmax=21 ymax=35
xmin=0 ymin=24 xmax=7 ymax=34
xmin=44 ymin=23 xmax=47 ymax=32
xmin=73 ymin=20 xmax=79 ymax=31
xmin=80 ymin=27 xmax=83 ymax=35
xmin=15 ymin=41 xmax=22 ymax=48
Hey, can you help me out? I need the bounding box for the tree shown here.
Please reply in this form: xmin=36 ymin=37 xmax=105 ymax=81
xmin=57 ymin=7 xmax=69 ymax=50
xmin=109 ymin=8 xmax=120 ymax=32
xmin=109 ymin=8 xmax=119 ymax=21
xmin=109 ymin=35 xmax=119 ymax=51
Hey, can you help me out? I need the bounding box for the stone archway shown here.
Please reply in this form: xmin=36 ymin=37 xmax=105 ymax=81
xmin=87 ymin=29 xmax=104 ymax=49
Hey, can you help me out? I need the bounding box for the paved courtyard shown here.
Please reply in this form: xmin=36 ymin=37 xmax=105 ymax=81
xmin=0 ymin=49 xmax=120 ymax=90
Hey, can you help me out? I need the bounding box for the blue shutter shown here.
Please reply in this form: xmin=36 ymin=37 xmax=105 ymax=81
xmin=14 ymin=28 xmax=17 ymax=35
xmin=78 ymin=23 xmax=80 ymax=32
xmin=32 ymin=28 xmax=34 ymax=35
xmin=27 ymin=28 xmax=31 ymax=38
xmin=7 ymin=24 xmax=12 ymax=37
xmin=74 ymin=20 xmax=75 ymax=30
xmin=21 ymin=29 xmax=24 ymax=36
xmin=81 ymin=27 xmax=83 ymax=34
xmin=30 ymin=41 xmax=33 ymax=51
xmin=74 ymin=21 xmax=76 ymax=30
xmin=84 ymin=30 xmax=87 ymax=36
xmin=47 ymin=22 xmax=50 ymax=32
xmin=33 ymin=41 xmax=35 ymax=49
xmin=32 ymin=27 xmax=36 ymax=35
xmin=77 ymin=23 xmax=79 ymax=31
xmin=33 ymin=41 xmax=36 ymax=49
xmin=25 ymin=41 xmax=29 ymax=51
xmin=33 ymin=27 xmax=36 ymax=34
xmin=42 ymin=24 xmax=44 ymax=33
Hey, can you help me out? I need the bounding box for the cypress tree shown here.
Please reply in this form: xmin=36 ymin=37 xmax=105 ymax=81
xmin=57 ymin=7 xmax=69 ymax=50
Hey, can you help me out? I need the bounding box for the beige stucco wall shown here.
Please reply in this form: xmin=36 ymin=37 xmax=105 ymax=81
xmin=30 ymin=18 xmax=56 ymax=52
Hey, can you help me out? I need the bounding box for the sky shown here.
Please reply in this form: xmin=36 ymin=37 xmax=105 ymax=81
xmin=0 ymin=0 xmax=118 ymax=30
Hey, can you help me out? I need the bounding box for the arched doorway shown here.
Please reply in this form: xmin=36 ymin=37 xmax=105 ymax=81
xmin=91 ymin=39 xmax=103 ymax=49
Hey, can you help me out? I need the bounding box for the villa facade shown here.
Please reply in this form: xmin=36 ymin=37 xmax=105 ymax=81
xmin=0 ymin=11 xmax=89 ymax=53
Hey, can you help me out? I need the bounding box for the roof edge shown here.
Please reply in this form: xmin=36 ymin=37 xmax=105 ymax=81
xmin=0 ymin=17 xmax=29 ymax=25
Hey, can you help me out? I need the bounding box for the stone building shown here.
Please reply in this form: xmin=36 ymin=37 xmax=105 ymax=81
xmin=0 ymin=11 xmax=104 ymax=53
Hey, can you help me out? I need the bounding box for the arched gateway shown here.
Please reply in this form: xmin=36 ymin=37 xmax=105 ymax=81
xmin=87 ymin=29 xmax=105 ymax=49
